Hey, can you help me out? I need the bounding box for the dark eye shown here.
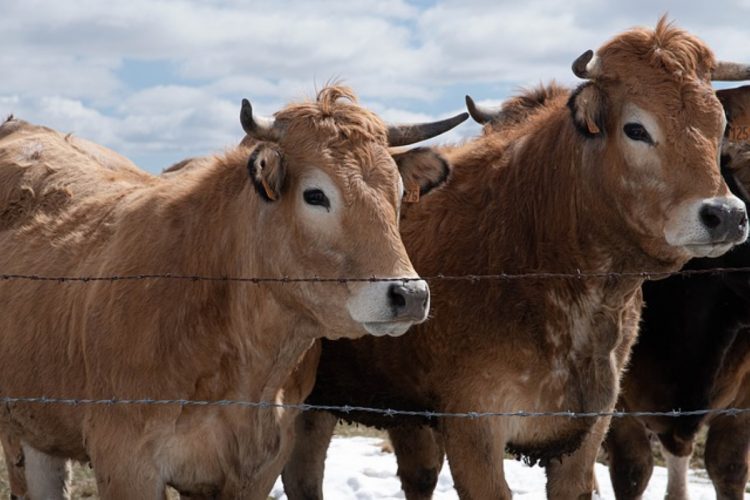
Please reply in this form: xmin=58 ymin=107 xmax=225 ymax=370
xmin=623 ymin=123 xmax=654 ymax=144
xmin=303 ymin=189 xmax=330 ymax=210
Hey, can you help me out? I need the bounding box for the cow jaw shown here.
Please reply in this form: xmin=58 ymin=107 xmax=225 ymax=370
xmin=361 ymin=320 xmax=414 ymax=337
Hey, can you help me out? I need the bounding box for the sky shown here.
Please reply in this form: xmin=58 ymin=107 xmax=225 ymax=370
xmin=2 ymin=0 xmax=750 ymax=172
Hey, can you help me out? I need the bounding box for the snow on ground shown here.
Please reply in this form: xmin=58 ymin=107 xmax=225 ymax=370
xmin=270 ymin=435 xmax=748 ymax=499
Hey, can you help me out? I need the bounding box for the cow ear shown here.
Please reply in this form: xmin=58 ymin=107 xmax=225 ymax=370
xmin=717 ymin=85 xmax=750 ymax=142
xmin=392 ymin=147 xmax=451 ymax=203
xmin=568 ymin=82 xmax=606 ymax=138
xmin=247 ymin=143 xmax=286 ymax=202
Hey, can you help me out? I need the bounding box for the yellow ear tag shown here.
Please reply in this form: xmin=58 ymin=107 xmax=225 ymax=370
xmin=729 ymin=119 xmax=750 ymax=142
xmin=404 ymin=188 xmax=420 ymax=204
xmin=261 ymin=178 xmax=277 ymax=201
xmin=585 ymin=116 xmax=601 ymax=135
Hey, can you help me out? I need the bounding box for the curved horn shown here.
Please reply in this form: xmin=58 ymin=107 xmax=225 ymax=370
xmin=386 ymin=112 xmax=469 ymax=147
xmin=712 ymin=61 xmax=750 ymax=81
xmin=240 ymin=98 xmax=282 ymax=141
xmin=465 ymin=95 xmax=504 ymax=124
xmin=572 ymin=49 xmax=601 ymax=79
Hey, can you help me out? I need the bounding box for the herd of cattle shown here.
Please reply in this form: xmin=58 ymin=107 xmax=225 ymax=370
xmin=2 ymin=17 xmax=750 ymax=500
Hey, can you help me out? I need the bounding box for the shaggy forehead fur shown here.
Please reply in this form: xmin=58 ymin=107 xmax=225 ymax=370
xmin=276 ymin=86 xmax=388 ymax=149
xmin=597 ymin=17 xmax=716 ymax=84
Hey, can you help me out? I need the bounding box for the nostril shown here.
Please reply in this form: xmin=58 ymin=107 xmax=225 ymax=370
xmin=388 ymin=284 xmax=407 ymax=309
xmin=699 ymin=205 xmax=723 ymax=229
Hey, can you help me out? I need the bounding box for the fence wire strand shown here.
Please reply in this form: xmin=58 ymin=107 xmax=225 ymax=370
xmin=0 ymin=396 xmax=747 ymax=420
xmin=3 ymin=266 xmax=750 ymax=283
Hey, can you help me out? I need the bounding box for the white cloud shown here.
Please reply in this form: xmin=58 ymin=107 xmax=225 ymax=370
xmin=2 ymin=0 xmax=750 ymax=171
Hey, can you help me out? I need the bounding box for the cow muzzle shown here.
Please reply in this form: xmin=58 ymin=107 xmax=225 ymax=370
xmin=346 ymin=279 xmax=431 ymax=337
xmin=699 ymin=198 xmax=748 ymax=244
xmin=665 ymin=195 xmax=749 ymax=258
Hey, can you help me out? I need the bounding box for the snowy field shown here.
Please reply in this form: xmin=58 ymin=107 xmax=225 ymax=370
xmin=270 ymin=436 xmax=748 ymax=499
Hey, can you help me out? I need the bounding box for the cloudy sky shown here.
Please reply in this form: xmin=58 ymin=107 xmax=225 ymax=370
xmin=3 ymin=0 xmax=749 ymax=172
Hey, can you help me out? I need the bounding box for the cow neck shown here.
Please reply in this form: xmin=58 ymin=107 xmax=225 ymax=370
xmin=157 ymin=158 xmax=318 ymax=400
xmin=435 ymin=108 xmax=649 ymax=298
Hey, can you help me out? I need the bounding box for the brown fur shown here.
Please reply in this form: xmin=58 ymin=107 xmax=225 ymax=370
xmin=286 ymin=21 xmax=736 ymax=499
xmin=603 ymin=92 xmax=750 ymax=499
xmin=0 ymin=86 xmax=442 ymax=498
xmin=486 ymin=82 xmax=569 ymax=131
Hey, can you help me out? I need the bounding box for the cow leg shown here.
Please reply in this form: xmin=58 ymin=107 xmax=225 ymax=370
xmin=389 ymin=424 xmax=444 ymax=500
xmin=604 ymin=415 xmax=653 ymax=500
xmin=441 ymin=418 xmax=511 ymax=500
xmin=662 ymin=448 xmax=692 ymax=500
xmin=1 ymin=434 xmax=28 ymax=499
xmin=281 ymin=411 xmax=337 ymax=500
xmin=21 ymin=443 xmax=70 ymax=500
xmin=88 ymin=437 xmax=165 ymax=500
xmin=705 ymin=413 xmax=750 ymax=500
xmin=545 ymin=416 xmax=610 ymax=500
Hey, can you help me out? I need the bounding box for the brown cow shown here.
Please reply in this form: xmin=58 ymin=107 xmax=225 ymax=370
xmin=604 ymin=90 xmax=750 ymax=500
xmin=282 ymin=20 xmax=750 ymax=499
xmin=0 ymin=85 xmax=466 ymax=499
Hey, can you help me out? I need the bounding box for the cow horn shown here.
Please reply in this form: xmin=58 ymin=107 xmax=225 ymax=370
xmin=465 ymin=95 xmax=504 ymax=124
xmin=572 ymin=49 xmax=601 ymax=79
xmin=386 ymin=112 xmax=469 ymax=147
xmin=712 ymin=62 xmax=750 ymax=81
xmin=240 ymin=98 xmax=282 ymax=141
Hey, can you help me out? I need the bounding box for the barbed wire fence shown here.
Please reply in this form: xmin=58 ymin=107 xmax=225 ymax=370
xmin=5 ymin=266 xmax=750 ymax=283
xmin=0 ymin=396 xmax=748 ymax=420
xmin=1 ymin=268 xmax=749 ymax=420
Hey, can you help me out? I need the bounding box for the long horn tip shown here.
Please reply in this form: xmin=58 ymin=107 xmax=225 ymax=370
xmin=386 ymin=112 xmax=470 ymax=147
xmin=713 ymin=61 xmax=750 ymax=82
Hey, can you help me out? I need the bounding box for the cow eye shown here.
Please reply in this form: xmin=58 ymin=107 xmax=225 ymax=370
xmin=303 ymin=189 xmax=330 ymax=210
xmin=623 ymin=123 xmax=654 ymax=144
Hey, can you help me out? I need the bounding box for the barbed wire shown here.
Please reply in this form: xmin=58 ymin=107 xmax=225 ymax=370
xmin=3 ymin=266 xmax=750 ymax=283
xmin=0 ymin=396 xmax=746 ymax=419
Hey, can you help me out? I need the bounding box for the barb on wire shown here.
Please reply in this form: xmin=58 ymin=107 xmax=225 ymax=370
xmin=1 ymin=266 xmax=750 ymax=284
xmin=1 ymin=396 xmax=748 ymax=420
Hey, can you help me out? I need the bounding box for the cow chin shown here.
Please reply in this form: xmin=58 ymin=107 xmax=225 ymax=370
xmin=361 ymin=320 xmax=414 ymax=337
xmin=682 ymin=242 xmax=737 ymax=259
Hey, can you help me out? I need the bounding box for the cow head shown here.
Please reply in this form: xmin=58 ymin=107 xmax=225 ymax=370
xmin=711 ymin=97 xmax=750 ymax=296
xmin=567 ymin=18 xmax=749 ymax=261
xmin=239 ymin=86 xmax=466 ymax=338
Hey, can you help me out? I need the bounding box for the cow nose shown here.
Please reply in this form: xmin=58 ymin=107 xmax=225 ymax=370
xmin=387 ymin=281 xmax=429 ymax=321
xmin=699 ymin=198 xmax=748 ymax=243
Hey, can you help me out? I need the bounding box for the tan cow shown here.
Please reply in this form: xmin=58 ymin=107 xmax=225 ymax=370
xmin=0 ymin=85 xmax=467 ymax=499
xmin=282 ymin=20 xmax=750 ymax=499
